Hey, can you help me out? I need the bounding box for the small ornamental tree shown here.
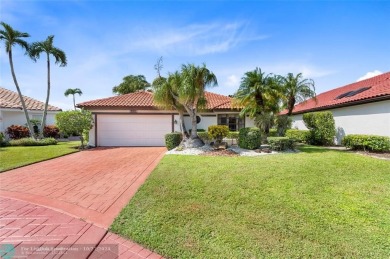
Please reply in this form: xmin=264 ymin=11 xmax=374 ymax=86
xmin=208 ymin=125 xmax=229 ymax=144
xmin=56 ymin=109 xmax=93 ymax=148
xmin=303 ymin=111 xmax=336 ymax=145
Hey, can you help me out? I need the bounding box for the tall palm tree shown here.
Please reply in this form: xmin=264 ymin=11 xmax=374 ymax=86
xmin=234 ymin=68 xmax=281 ymax=137
xmin=280 ymin=73 xmax=316 ymax=116
xmin=29 ymin=35 xmax=67 ymax=136
xmin=179 ymin=64 xmax=217 ymax=147
xmin=152 ymin=74 xmax=188 ymax=138
xmin=0 ymin=22 xmax=35 ymax=137
xmin=64 ymin=88 xmax=83 ymax=110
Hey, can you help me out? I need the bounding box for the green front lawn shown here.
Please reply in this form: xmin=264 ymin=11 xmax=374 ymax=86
xmin=111 ymin=146 xmax=390 ymax=258
xmin=0 ymin=141 xmax=80 ymax=172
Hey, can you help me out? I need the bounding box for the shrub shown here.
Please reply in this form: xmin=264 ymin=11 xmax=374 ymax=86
xmin=0 ymin=132 xmax=6 ymax=146
xmin=5 ymin=125 xmax=30 ymax=139
xmin=165 ymin=132 xmax=182 ymax=150
xmin=208 ymin=125 xmax=229 ymax=144
xmin=275 ymin=115 xmax=292 ymax=136
xmin=9 ymin=137 xmax=57 ymax=146
xmin=267 ymin=137 xmax=295 ymax=151
xmin=43 ymin=125 xmax=60 ymax=138
xmin=285 ymin=129 xmax=310 ymax=143
xmin=82 ymin=129 xmax=90 ymax=144
xmin=227 ymin=131 xmax=239 ymax=140
xmin=303 ymin=111 xmax=336 ymax=145
xmin=56 ymin=109 xmax=94 ymax=148
xmin=197 ymin=132 xmax=210 ymax=143
xmin=238 ymin=127 xmax=262 ymax=150
xmin=342 ymin=134 xmax=390 ymax=152
xmin=268 ymin=129 xmax=278 ymax=137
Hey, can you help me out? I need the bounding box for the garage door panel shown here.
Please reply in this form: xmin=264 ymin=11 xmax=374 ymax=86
xmin=97 ymin=114 xmax=171 ymax=146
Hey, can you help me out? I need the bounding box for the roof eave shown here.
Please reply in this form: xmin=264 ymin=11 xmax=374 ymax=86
xmin=290 ymin=95 xmax=390 ymax=115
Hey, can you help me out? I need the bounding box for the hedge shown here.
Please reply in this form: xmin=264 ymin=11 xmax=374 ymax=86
xmin=43 ymin=125 xmax=60 ymax=138
xmin=197 ymin=132 xmax=210 ymax=143
xmin=342 ymin=134 xmax=390 ymax=152
xmin=9 ymin=137 xmax=58 ymax=146
xmin=285 ymin=129 xmax=309 ymax=143
xmin=268 ymin=128 xmax=278 ymax=137
xmin=165 ymin=132 xmax=182 ymax=150
xmin=303 ymin=111 xmax=336 ymax=145
xmin=239 ymin=127 xmax=262 ymax=150
xmin=267 ymin=137 xmax=295 ymax=151
xmin=5 ymin=125 xmax=30 ymax=139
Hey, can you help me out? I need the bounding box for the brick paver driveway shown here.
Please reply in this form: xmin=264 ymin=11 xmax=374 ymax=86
xmin=0 ymin=147 xmax=166 ymax=228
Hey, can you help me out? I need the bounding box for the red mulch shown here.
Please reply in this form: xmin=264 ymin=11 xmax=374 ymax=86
xmin=201 ymin=149 xmax=239 ymax=157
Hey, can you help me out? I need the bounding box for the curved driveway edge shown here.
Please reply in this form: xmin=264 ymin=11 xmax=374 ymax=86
xmin=0 ymin=197 xmax=163 ymax=258
xmin=0 ymin=147 xmax=166 ymax=229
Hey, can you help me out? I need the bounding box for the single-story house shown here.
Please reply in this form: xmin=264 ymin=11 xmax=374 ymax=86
xmin=283 ymin=72 xmax=390 ymax=144
xmin=77 ymin=91 xmax=255 ymax=147
xmin=0 ymin=87 xmax=62 ymax=133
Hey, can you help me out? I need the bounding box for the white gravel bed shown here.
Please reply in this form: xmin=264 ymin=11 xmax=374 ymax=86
xmin=166 ymin=144 xmax=214 ymax=155
xmin=166 ymin=144 xmax=299 ymax=156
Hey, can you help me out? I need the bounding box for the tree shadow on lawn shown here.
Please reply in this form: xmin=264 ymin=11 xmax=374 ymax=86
xmin=298 ymin=145 xmax=346 ymax=154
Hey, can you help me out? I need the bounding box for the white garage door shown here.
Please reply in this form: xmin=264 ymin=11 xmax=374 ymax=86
xmin=97 ymin=114 xmax=172 ymax=146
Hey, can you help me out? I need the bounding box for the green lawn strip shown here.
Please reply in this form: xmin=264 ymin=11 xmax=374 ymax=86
xmin=0 ymin=141 xmax=80 ymax=172
xmin=111 ymin=146 xmax=390 ymax=258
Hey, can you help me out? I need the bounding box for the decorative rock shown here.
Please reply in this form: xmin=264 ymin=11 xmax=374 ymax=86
xmin=262 ymin=148 xmax=272 ymax=153
xmin=255 ymin=149 xmax=261 ymax=153
xmin=213 ymin=142 xmax=228 ymax=150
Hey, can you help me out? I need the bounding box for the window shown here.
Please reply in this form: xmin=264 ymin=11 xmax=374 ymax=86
xmin=335 ymin=87 xmax=371 ymax=100
xmin=217 ymin=114 xmax=244 ymax=131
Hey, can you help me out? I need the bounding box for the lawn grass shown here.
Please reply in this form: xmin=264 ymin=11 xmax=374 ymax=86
xmin=0 ymin=141 xmax=80 ymax=172
xmin=111 ymin=146 xmax=390 ymax=258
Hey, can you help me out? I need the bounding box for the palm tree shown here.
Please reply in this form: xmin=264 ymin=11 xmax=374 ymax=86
xmin=152 ymin=74 xmax=188 ymax=138
xmin=29 ymin=35 xmax=67 ymax=137
xmin=234 ymin=68 xmax=281 ymax=138
xmin=64 ymin=88 xmax=83 ymax=110
xmin=179 ymin=64 xmax=217 ymax=147
xmin=0 ymin=22 xmax=35 ymax=137
xmin=280 ymin=73 xmax=316 ymax=116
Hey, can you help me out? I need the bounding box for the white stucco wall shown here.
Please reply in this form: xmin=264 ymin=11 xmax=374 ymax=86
xmin=290 ymin=100 xmax=390 ymax=144
xmin=174 ymin=114 xmax=218 ymax=132
xmin=0 ymin=109 xmax=58 ymax=132
xmin=174 ymin=113 xmax=256 ymax=132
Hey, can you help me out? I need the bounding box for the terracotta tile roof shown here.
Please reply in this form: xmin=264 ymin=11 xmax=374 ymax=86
xmin=281 ymin=72 xmax=390 ymax=115
xmin=0 ymin=87 xmax=62 ymax=111
xmin=204 ymin=92 xmax=233 ymax=110
xmin=77 ymin=91 xmax=234 ymax=110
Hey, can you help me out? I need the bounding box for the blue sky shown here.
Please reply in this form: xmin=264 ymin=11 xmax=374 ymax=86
xmin=1 ymin=0 xmax=389 ymax=110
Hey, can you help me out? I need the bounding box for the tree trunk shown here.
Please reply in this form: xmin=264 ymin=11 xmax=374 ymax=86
xmin=182 ymin=107 xmax=204 ymax=148
xmin=287 ymin=96 xmax=295 ymax=116
xmin=190 ymin=108 xmax=197 ymax=139
xmin=8 ymin=50 xmax=35 ymax=138
xmin=40 ymin=53 xmax=51 ymax=138
xmin=73 ymin=94 xmax=76 ymax=110
xmin=178 ymin=110 xmax=188 ymax=138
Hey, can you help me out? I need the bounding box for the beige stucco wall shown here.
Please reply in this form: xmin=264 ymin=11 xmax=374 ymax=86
xmin=290 ymin=100 xmax=390 ymax=144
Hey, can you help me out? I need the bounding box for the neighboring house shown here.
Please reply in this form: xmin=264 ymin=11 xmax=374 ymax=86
xmin=283 ymin=72 xmax=390 ymax=144
xmin=77 ymin=91 xmax=255 ymax=147
xmin=0 ymin=87 xmax=62 ymax=133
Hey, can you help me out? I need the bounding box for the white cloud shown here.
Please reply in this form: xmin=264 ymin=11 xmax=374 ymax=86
xmin=225 ymin=75 xmax=240 ymax=88
xmin=127 ymin=22 xmax=268 ymax=56
xmin=356 ymin=70 xmax=383 ymax=81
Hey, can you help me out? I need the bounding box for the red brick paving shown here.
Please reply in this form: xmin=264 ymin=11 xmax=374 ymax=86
xmin=0 ymin=147 xmax=166 ymax=258
xmin=0 ymin=197 xmax=163 ymax=258
xmin=0 ymin=147 xmax=166 ymax=228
